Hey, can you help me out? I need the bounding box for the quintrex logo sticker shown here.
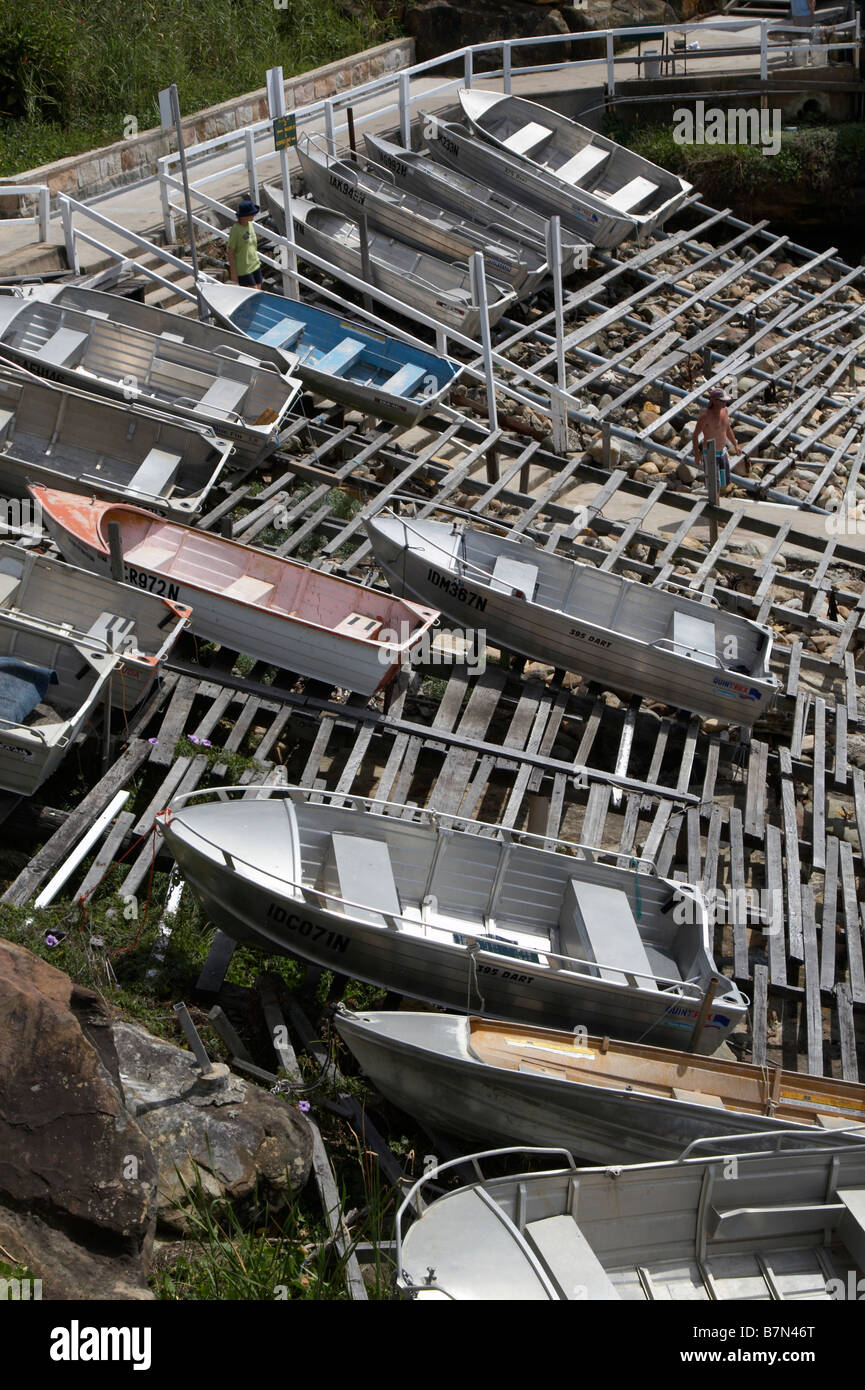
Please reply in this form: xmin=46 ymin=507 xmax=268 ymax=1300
xmin=713 ymin=677 xmax=762 ymax=701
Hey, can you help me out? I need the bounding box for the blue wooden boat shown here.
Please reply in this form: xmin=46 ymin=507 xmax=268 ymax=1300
xmin=199 ymin=284 xmax=463 ymax=425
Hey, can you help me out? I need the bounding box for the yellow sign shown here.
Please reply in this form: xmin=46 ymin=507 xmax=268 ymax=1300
xmin=273 ymin=115 xmax=297 ymax=150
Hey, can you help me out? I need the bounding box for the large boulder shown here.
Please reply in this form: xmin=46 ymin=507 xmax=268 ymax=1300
xmin=0 ymin=939 xmax=157 ymax=1299
xmin=114 ymin=1022 xmax=314 ymax=1234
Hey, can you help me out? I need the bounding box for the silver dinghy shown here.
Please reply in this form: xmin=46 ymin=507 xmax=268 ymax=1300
xmin=365 ymin=513 xmax=779 ymax=726
xmin=0 ymin=293 xmax=301 ymax=465
xmin=396 ymin=1136 xmax=865 ymax=1300
xmin=460 ymin=89 xmax=691 ymax=244
xmin=0 ymin=368 xmax=233 ymax=516
xmin=296 ymin=136 xmax=545 ymax=296
xmin=156 ymin=785 xmax=747 ymax=1053
xmin=336 ymin=1011 xmax=865 ymax=1166
xmin=269 ymin=193 xmax=517 ymax=336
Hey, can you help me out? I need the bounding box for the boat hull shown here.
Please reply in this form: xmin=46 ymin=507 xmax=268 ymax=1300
xmin=336 ymin=1012 xmax=857 ymax=1166
xmin=158 ymin=818 xmax=744 ymax=1054
xmin=367 ymin=517 xmax=777 ymax=726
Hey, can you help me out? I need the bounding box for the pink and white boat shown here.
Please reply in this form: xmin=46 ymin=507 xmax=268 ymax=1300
xmin=32 ymin=486 xmax=439 ymax=695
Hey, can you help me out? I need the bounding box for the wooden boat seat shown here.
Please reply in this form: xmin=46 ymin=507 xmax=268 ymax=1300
xmin=558 ymin=880 xmax=658 ymax=991
xmin=381 ymin=362 xmax=427 ymax=399
xmin=37 ymin=327 xmax=89 ymax=368
xmin=127 ymin=447 xmax=182 ymax=499
xmin=502 ymin=122 xmax=553 ymax=158
xmin=325 ymin=832 xmax=401 ymax=927
xmin=670 ymin=611 xmax=716 ymax=666
xmin=258 ymin=318 xmax=305 ymax=350
xmin=193 ymin=376 xmax=248 ymax=419
xmin=315 ymin=337 xmax=367 ymax=379
xmin=524 ymin=1216 xmax=620 ymax=1300
xmin=672 ymin=1088 xmax=725 ymax=1107
xmin=333 ymin=612 xmax=382 ymax=640
xmin=490 ymin=555 xmax=538 ymax=600
xmin=556 ymin=146 xmax=609 ymax=186
xmin=222 ymin=574 xmax=275 ymax=604
xmin=606 ymin=176 xmax=658 ymax=215
xmin=838 ymin=1189 xmax=865 ymax=1268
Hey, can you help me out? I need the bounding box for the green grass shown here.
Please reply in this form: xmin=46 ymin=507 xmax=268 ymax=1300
xmin=0 ymin=0 xmax=400 ymax=173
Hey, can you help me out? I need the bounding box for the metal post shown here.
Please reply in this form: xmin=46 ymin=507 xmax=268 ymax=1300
xmin=465 ymin=49 xmax=474 ymax=90
xmin=546 ymin=216 xmax=568 ymax=456
xmin=107 ymin=521 xmax=124 ymax=583
xmin=687 ymin=976 xmax=719 ymax=1053
xmin=244 ymin=127 xmax=260 ymax=209
xmin=101 ymin=680 xmax=114 ymax=773
xmin=704 ymin=436 xmax=719 ymax=547
xmin=157 ymin=156 xmax=177 ymax=243
xmin=358 ymin=213 xmax=374 ymax=315
xmin=503 ymin=43 xmax=512 ymax=94
xmin=324 ymin=100 xmax=336 ymax=158
xmin=266 ymin=67 xmax=298 ymax=300
xmin=160 ymin=85 xmax=206 ymax=321
xmin=760 ymin=21 xmax=769 ymax=80
xmin=38 ymin=186 xmax=49 ymax=243
xmin=60 ymin=197 xmax=79 ymax=275
xmin=173 ymin=1002 xmax=217 ymax=1076
xmin=470 ymin=252 xmax=499 ymax=481
xmin=606 ymin=32 xmax=616 ymax=96
xmin=346 ymin=106 xmax=358 ymax=162
xmin=399 ymin=72 xmax=411 ymax=150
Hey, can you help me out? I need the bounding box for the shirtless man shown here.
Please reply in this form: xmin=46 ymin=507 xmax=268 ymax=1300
xmin=693 ymin=387 xmax=740 ymax=488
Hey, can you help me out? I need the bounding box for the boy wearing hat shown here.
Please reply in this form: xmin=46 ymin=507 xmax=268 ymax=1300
xmin=693 ymin=387 xmax=740 ymax=489
xmin=228 ymin=199 xmax=262 ymax=286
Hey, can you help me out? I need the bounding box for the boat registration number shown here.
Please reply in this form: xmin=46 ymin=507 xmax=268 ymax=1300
xmin=568 ymin=625 xmax=612 ymax=649
xmin=477 ymin=964 xmax=534 ymax=984
xmin=426 ymin=568 xmax=487 ymax=612
xmin=124 ymin=566 xmax=181 ymax=601
xmin=266 ymin=901 xmax=350 ymax=955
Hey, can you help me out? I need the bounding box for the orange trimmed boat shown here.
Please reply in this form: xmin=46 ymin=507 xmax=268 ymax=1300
xmin=32 ymin=486 xmax=439 ymax=694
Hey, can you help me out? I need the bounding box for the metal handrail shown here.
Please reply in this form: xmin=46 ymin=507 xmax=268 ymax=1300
xmin=0 ymin=184 xmax=50 ymax=241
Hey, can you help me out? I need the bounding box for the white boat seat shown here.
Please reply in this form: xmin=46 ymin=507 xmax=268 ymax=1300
xmin=524 ymin=1216 xmax=620 ymax=1300
xmin=124 ymin=540 xmax=177 ymax=570
xmin=643 ymin=943 xmax=683 ymax=985
xmin=333 ymin=612 xmax=382 ymax=639
xmin=258 ymin=318 xmax=305 ymax=350
xmin=193 ymin=375 xmax=248 ymax=419
xmin=381 ymin=362 xmax=427 ymax=398
xmin=838 ymin=1189 xmax=865 ymax=1268
xmin=85 ymin=610 xmax=136 ymax=651
xmin=606 ymin=176 xmax=658 ymax=215
xmin=0 ymin=407 xmax=15 ymax=444
xmin=556 ymin=146 xmax=609 ymax=186
xmin=490 ymin=555 xmax=538 ymax=600
xmin=0 ymin=571 xmax=21 ymax=606
xmin=709 ymin=1201 xmax=844 ymax=1243
xmin=127 ymin=447 xmax=182 ymax=499
xmin=0 ymin=299 xmax=25 ymax=336
xmin=671 ymin=611 xmax=716 ymax=666
xmin=558 ymin=880 xmax=658 ymax=991
xmin=222 ymin=574 xmax=275 ymax=604
xmin=315 ymin=337 xmax=367 ymax=379
xmin=503 ymin=122 xmax=553 ymax=158
xmin=326 ymin=832 xmax=401 ymax=927
xmin=37 ymin=327 xmax=89 ymax=368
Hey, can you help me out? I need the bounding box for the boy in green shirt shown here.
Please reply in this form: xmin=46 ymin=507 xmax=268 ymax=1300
xmin=228 ymin=199 xmax=262 ymax=286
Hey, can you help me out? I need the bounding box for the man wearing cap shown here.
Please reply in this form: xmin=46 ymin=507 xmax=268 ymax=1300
xmin=693 ymin=387 xmax=740 ymax=490
xmin=228 ymin=199 xmax=262 ymax=287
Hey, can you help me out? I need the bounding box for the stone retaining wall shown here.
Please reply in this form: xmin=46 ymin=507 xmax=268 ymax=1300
xmin=1 ymin=37 xmax=414 ymax=215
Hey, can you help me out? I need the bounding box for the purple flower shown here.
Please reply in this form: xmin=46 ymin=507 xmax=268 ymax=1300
xmin=201 ymin=739 xmax=212 ymax=749
xmin=297 ymin=1100 xmax=311 ymax=1113
xmin=148 ymin=737 xmax=158 ymax=745
xmin=45 ymin=935 xmax=58 ymax=948
xmin=188 ymin=735 xmax=200 ymax=745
